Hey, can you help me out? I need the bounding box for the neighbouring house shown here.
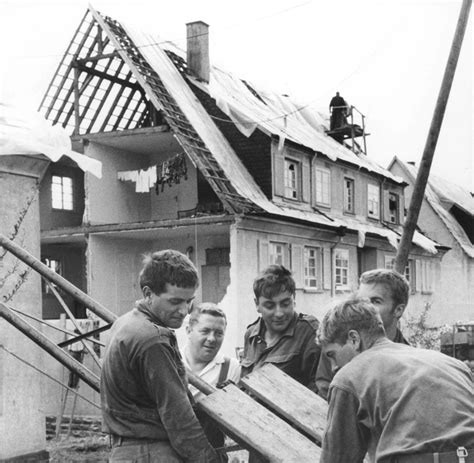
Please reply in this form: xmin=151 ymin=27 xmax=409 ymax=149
xmin=389 ymin=157 xmax=474 ymax=325
xmin=36 ymin=6 xmax=446 ymax=416
xmin=0 ymin=102 xmax=101 ymax=460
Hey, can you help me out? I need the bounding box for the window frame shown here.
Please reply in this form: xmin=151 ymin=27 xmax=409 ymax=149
xmin=315 ymin=167 xmax=331 ymax=207
xmin=42 ymin=257 xmax=62 ymax=293
xmin=304 ymin=246 xmax=320 ymax=290
xmin=334 ymin=248 xmax=349 ymax=289
xmin=284 ymin=158 xmax=300 ymax=200
xmin=384 ymin=255 xmax=415 ymax=294
xmin=51 ymin=175 xmax=74 ymax=211
xmin=343 ymin=177 xmax=355 ymax=213
xmin=388 ymin=192 xmax=400 ymax=224
xmin=269 ymin=241 xmax=290 ymax=267
xmin=367 ymin=183 xmax=380 ymax=219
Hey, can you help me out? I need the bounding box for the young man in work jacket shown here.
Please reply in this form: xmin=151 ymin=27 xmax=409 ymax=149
xmin=318 ymin=297 xmax=474 ymax=463
xmin=181 ymin=302 xmax=241 ymax=462
xmin=241 ymin=264 xmax=321 ymax=392
xmin=315 ymin=268 xmax=410 ymax=400
xmin=101 ymin=250 xmax=219 ymax=462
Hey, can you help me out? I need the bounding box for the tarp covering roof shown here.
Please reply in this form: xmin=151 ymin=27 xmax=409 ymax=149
xmin=120 ymin=20 xmax=436 ymax=254
xmin=0 ymin=102 xmax=102 ymax=178
xmin=37 ymin=6 xmax=438 ymax=254
xmin=393 ymin=158 xmax=474 ymax=258
xmin=189 ymin=70 xmax=404 ymax=184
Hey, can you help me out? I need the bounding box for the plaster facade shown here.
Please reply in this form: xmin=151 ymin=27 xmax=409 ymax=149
xmin=0 ymin=156 xmax=49 ymax=460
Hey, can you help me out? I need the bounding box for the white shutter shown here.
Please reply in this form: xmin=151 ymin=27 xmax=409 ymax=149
xmin=301 ymin=160 xmax=310 ymax=203
xmin=415 ymin=260 xmax=422 ymax=292
xmin=273 ymin=147 xmax=285 ymax=197
xmin=428 ymin=261 xmax=435 ymax=292
xmin=257 ymin=239 xmax=269 ymax=272
xmin=383 ymin=189 xmax=390 ymax=222
xmin=323 ymin=247 xmax=332 ymax=290
xmin=291 ymin=244 xmax=304 ymax=289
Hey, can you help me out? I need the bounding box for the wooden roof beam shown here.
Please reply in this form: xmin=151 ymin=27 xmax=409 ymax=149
xmin=76 ymin=51 xmax=118 ymax=64
xmin=73 ymin=61 xmax=141 ymax=91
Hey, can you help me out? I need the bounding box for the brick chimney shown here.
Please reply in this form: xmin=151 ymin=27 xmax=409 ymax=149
xmin=186 ymin=21 xmax=210 ymax=83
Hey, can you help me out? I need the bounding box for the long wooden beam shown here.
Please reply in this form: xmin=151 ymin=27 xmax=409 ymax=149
xmin=74 ymin=62 xmax=141 ymax=91
xmin=0 ymin=303 xmax=100 ymax=392
xmin=395 ymin=0 xmax=472 ymax=272
xmin=0 ymin=234 xmax=116 ymax=324
xmin=0 ymin=233 xmax=215 ymax=395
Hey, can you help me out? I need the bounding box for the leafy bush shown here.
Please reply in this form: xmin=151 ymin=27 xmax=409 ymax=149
xmin=402 ymin=302 xmax=450 ymax=350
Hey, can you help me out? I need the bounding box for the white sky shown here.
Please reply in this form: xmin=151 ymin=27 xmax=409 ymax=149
xmin=1 ymin=0 xmax=472 ymax=190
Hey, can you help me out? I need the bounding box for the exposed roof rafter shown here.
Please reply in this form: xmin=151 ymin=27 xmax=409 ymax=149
xmin=39 ymin=9 xmax=163 ymax=136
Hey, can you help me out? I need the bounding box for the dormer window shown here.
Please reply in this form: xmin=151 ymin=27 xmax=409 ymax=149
xmin=367 ymin=183 xmax=380 ymax=219
xmin=284 ymin=159 xmax=300 ymax=200
xmin=388 ymin=193 xmax=399 ymax=224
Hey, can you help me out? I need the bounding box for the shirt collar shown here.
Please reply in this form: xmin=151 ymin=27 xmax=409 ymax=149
xmin=182 ymin=345 xmax=225 ymax=370
xmin=248 ymin=312 xmax=299 ymax=340
xmin=135 ymin=299 xmax=169 ymax=329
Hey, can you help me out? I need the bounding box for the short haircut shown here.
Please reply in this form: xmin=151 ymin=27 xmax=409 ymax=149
xmin=359 ymin=268 xmax=409 ymax=307
xmin=318 ymin=298 xmax=385 ymax=345
xmin=139 ymin=249 xmax=199 ymax=295
xmin=253 ymin=265 xmax=296 ymax=300
xmin=188 ymin=302 xmax=227 ymax=328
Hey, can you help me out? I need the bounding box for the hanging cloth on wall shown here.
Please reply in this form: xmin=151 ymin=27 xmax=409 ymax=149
xmin=155 ymin=152 xmax=188 ymax=195
xmin=136 ymin=166 xmax=157 ymax=193
xmin=117 ymin=153 xmax=186 ymax=194
xmin=117 ymin=166 xmax=156 ymax=193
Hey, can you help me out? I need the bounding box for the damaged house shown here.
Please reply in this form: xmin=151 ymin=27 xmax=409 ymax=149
xmin=389 ymin=157 xmax=474 ymax=325
xmin=38 ymin=5 xmax=446 ymax=362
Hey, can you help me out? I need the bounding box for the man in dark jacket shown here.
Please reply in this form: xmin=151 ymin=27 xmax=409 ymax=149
xmin=101 ymin=249 xmax=219 ymax=462
xmin=329 ymin=91 xmax=347 ymax=130
xmin=241 ymin=264 xmax=321 ymax=392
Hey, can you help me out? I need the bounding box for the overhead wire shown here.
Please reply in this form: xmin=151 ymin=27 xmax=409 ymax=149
xmin=7 ymin=0 xmax=403 ymax=130
xmin=7 ymin=1 xmax=314 ymax=60
xmin=0 ymin=343 xmax=100 ymax=410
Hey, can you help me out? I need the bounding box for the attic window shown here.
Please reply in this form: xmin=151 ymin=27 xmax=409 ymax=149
xmin=52 ymin=175 xmax=73 ymax=210
xmin=284 ymin=159 xmax=300 ymax=200
xmin=388 ymin=193 xmax=399 ymax=224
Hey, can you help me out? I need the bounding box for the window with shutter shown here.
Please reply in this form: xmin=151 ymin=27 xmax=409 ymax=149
xmin=367 ymin=183 xmax=380 ymax=219
xmin=304 ymin=247 xmax=321 ymax=289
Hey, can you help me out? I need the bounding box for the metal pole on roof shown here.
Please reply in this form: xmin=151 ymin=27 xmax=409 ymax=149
xmin=394 ymin=0 xmax=472 ymax=274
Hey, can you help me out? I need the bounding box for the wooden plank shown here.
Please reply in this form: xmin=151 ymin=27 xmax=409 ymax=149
xmin=239 ymin=364 xmax=328 ymax=444
xmin=199 ymin=384 xmax=321 ymax=463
